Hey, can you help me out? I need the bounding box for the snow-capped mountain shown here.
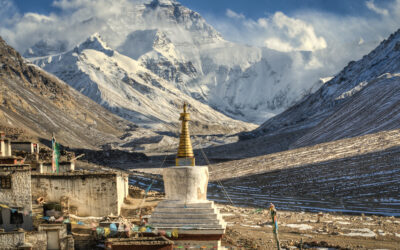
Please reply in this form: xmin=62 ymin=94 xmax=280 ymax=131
xmin=31 ymin=33 xmax=254 ymax=133
xmin=25 ymin=0 xmax=325 ymax=125
xmin=250 ymin=28 xmax=400 ymax=147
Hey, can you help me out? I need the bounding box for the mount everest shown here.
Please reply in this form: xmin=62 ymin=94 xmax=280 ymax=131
xmin=23 ymin=0 xmax=327 ymax=127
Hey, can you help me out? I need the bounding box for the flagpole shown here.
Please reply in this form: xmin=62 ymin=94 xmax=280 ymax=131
xmin=52 ymin=133 xmax=56 ymax=173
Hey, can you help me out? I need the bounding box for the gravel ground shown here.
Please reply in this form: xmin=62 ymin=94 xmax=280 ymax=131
xmin=218 ymin=205 xmax=400 ymax=249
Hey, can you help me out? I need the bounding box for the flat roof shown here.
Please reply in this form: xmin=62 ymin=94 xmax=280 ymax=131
xmin=0 ymin=164 xmax=31 ymax=171
xmin=106 ymin=237 xmax=173 ymax=245
xmin=31 ymin=170 xmax=128 ymax=178
xmin=0 ymin=156 xmax=24 ymax=160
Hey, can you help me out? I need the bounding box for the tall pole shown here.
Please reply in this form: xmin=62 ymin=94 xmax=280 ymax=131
xmin=270 ymin=203 xmax=281 ymax=250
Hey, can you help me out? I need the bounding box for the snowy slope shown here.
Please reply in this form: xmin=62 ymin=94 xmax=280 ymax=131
xmin=25 ymin=0 xmax=325 ymax=124
xmin=251 ymin=29 xmax=400 ymax=145
xmin=32 ymin=34 xmax=254 ymax=133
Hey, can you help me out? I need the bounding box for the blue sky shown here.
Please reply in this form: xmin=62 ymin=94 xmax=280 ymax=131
xmin=11 ymin=0 xmax=389 ymax=18
xmin=6 ymin=0 xmax=395 ymax=47
xmin=179 ymin=0 xmax=378 ymax=18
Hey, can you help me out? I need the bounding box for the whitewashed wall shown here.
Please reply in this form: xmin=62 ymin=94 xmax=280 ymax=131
xmin=31 ymin=172 xmax=128 ymax=217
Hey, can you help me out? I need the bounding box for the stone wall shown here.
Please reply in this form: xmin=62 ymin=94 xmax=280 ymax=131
xmin=0 ymin=168 xmax=33 ymax=231
xmin=0 ymin=231 xmax=24 ymax=248
xmin=31 ymin=172 xmax=128 ymax=217
xmin=25 ymin=231 xmax=47 ymax=250
xmin=0 ymin=169 xmax=32 ymax=210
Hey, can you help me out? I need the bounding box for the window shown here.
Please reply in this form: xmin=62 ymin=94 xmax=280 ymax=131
xmin=10 ymin=210 xmax=23 ymax=225
xmin=0 ymin=176 xmax=11 ymax=189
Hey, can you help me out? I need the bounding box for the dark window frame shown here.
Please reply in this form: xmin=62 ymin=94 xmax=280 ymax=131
xmin=0 ymin=176 xmax=11 ymax=189
xmin=10 ymin=210 xmax=23 ymax=225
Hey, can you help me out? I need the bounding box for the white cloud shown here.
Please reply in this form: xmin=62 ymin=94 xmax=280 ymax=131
xmin=263 ymin=12 xmax=327 ymax=52
xmin=366 ymin=0 xmax=389 ymax=16
xmin=0 ymin=0 xmax=139 ymax=52
xmin=226 ymin=9 xmax=245 ymax=19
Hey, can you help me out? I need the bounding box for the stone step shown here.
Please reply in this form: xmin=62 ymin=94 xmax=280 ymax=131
xmin=156 ymin=201 xmax=215 ymax=209
xmin=150 ymin=223 xmax=225 ymax=229
xmin=153 ymin=207 xmax=217 ymax=214
xmin=150 ymin=218 xmax=221 ymax=224
xmin=151 ymin=212 xmax=219 ymax=220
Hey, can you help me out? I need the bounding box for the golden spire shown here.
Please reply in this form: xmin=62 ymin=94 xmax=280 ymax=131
xmin=176 ymin=102 xmax=195 ymax=166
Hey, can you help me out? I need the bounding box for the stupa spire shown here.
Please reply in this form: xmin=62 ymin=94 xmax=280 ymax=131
xmin=176 ymin=102 xmax=195 ymax=166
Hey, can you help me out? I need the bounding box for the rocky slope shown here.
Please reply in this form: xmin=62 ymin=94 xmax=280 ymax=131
xmin=0 ymin=36 xmax=136 ymax=149
xmin=244 ymin=28 xmax=400 ymax=148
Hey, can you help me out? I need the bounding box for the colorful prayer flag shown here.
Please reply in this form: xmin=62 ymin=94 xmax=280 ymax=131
xmin=109 ymin=223 xmax=117 ymax=231
xmin=52 ymin=135 xmax=60 ymax=173
xmin=172 ymin=228 xmax=179 ymax=238
xmin=104 ymin=227 xmax=110 ymax=237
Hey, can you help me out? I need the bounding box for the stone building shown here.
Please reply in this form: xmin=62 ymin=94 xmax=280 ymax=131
xmin=31 ymin=171 xmax=129 ymax=217
xmin=0 ymin=163 xmax=33 ymax=231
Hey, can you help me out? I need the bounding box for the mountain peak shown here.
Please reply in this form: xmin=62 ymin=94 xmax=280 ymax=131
xmin=76 ymin=33 xmax=114 ymax=55
xmin=147 ymin=0 xmax=179 ymax=8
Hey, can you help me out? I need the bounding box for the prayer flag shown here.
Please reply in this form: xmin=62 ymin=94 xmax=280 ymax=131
xmin=109 ymin=223 xmax=117 ymax=231
xmin=52 ymin=135 xmax=60 ymax=173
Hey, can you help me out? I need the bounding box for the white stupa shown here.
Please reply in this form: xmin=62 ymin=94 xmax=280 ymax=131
xmin=149 ymin=103 xmax=226 ymax=248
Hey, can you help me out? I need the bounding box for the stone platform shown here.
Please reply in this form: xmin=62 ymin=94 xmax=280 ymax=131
xmin=149 ymin=200 xmax=226 ymax=233
xmin=148 ymin=166 xmax=226 ymax=248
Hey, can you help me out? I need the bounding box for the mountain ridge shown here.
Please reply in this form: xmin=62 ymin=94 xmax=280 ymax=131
xmin=30 ymin=33 xmax=255 ymax=134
